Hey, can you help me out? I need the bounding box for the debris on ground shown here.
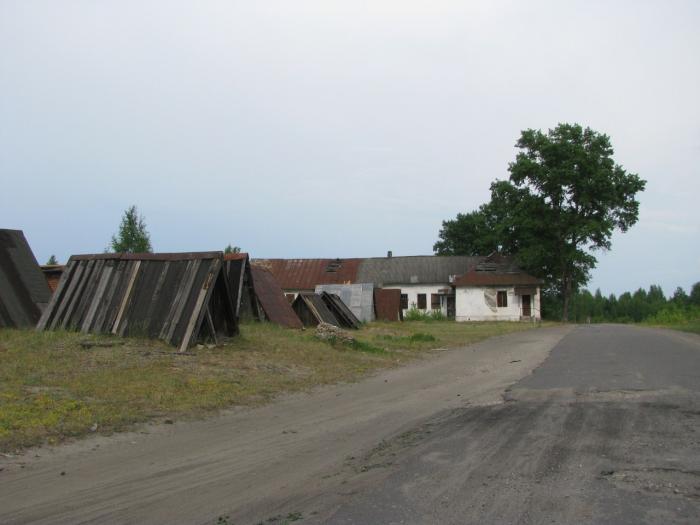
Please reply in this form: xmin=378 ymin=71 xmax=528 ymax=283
xmin=315 ymin=322 xmax=356 ymax=344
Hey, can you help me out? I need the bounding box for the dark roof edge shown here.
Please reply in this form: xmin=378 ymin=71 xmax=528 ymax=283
xmin=69 ymin=252 xmax=223 ymax=262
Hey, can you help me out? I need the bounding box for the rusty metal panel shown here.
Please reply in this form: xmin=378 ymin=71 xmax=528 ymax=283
xmin=249 ymin=266 xmax=302 ymax=329
xmin=37 ymin=252 xmax=237 ymax=349
xmin=252 ymin=258 xmax=363 ymax=291
xmin=0 ymin=229 xmax=51 ymax=328
xmin=374 ymin=288 xmax=402 ymax=322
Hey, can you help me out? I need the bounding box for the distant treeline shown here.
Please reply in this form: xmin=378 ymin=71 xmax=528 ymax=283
xmin=542 ymin=282 xmax=700 ymax=324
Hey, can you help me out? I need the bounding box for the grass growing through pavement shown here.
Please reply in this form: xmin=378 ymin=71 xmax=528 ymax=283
xmin=0 ymin=320 xmax=541 ymax=452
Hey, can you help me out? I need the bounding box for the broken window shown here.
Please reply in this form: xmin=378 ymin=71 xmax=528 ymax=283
xmin=431 ymin=294 xmax=440 ymax=309
xmin=400 ymin=294 xmax=408 ymax=310
xmin=417 ymin=293 xmax=427 ymax=310
xmin=497 ymin=290 xmax=508 ymax=308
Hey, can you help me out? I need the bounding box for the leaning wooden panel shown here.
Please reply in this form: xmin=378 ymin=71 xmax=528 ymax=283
xmin=36 ymin=252 xmax=238 ymax=349
xmin=0 ymin=229 xmax=51 ymax=328
xmin=249 ymin=265 xmax=302 ymax=329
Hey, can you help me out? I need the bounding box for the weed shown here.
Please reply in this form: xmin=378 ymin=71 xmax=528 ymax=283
xmin=0 ymin=320 xmax=541 ymax=451
xmin=408 ymin=333 xmax=436 ymax=343
xmin=404 ymin=309 xmax=448 ymax=322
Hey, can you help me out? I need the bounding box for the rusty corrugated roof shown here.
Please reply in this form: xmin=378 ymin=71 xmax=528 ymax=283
xmin=452 ymin=254 xmax=542 ymax=287
xmin=253 ymin=258 xmax=362 ymax=291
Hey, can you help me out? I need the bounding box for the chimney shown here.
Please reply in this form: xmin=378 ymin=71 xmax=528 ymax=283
xmin=387 ymin=250 xmax=393 ymax=258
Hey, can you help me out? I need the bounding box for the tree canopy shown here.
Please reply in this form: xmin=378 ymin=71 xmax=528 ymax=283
xmin=223 ymin=244 xmax=241 ymax=254
xmin=46 ymin=255 xmax=58 ymax=265
xmin=435 ymin=123 xmax=646 ymax=320
xmin=110 ymin=205 xmax=153 ymax=253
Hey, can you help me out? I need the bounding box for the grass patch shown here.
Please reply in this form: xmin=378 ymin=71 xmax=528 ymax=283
xmin=642 ymin=306 xmax=700 ymax=335
xmin=0 ymin=320 xmax=543 ymax=452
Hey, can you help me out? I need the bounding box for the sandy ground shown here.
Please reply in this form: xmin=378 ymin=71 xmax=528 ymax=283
xmin=0 ymin=325 xmax=570 ymax=524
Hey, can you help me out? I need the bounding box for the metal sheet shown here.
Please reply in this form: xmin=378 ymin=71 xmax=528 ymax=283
xmin=249 ymin=266 xmax=303 ymax=329
xmin=315 ymin=283 xmax=375 ymax=322
xmin=253 ymin=258 xmax=362 ymax=291
xmin=374 ymin=288 xmax=402 ymax=322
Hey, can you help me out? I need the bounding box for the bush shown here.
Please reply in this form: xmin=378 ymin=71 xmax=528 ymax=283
xmin=404 ymin=309 xmax=448 ymax=322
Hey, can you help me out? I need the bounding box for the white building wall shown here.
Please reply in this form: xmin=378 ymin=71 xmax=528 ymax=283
xmin=455 ymin=286 xmax=541 ymax=322
xmin=383 ymin=284 xmax=451 ymax=316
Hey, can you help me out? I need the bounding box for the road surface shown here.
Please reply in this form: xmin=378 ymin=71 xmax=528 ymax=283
xmin=1 ymin=324 xmax=699 ymax=524
xmin=306 ymin=324 xmax=700 ymax=525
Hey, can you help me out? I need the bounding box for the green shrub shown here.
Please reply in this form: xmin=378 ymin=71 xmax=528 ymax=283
xmin=404 ymin=308 xmax=448 ymax=322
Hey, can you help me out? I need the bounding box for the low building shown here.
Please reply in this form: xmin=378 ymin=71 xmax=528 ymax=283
xmin=452 ymin=256 xmax=542 ymax=321
xmin=258 ymin=253 xmax=541 ymax=322
xmin=356 ymin=255 xmax=481 ymax=319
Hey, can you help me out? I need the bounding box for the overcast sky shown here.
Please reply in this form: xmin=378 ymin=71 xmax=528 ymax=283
xmin=1 ymin=1 xmax=698 ymax=296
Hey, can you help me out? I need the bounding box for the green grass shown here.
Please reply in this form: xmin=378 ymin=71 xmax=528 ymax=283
xmin=642 ymin=306 xmax=700 ymax=335
xmin=0 ymin=320 xmax=543 ymax=452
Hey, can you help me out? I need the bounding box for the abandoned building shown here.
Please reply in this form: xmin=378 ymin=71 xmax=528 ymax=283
xmin=453 ymin=255 xmax=542 ymax=321
xmin=0 ymin=229 xmax=52 ymax=328
xmin=258 ymin=253 xmax=540 ymax=322
xmin=37 ymin=252 xmax=238 ymax=351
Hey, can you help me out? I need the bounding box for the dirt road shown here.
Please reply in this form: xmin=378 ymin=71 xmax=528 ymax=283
xmin=0 ymin=325 xmax=569 ymax=524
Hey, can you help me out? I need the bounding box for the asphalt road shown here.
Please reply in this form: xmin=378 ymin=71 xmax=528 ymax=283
xmin=302 ymin=325 xmax=700 ymax=525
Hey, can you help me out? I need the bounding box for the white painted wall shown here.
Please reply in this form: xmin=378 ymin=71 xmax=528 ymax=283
xmin=455 ymin=286 xmax=541 ymax=322
xmin=383 ymin=284 xmax=451 ymax=316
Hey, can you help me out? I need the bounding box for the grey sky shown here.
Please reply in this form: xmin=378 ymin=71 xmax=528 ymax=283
xmin=1 ymin=0 xmax=698 ymax=296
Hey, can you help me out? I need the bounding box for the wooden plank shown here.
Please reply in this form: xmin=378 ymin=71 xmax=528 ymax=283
xmin=164 ymin=259 xmax=201 ymax=344
xmin=72 ymin=259 xmax=105 ymax=330
xmin=158 ymin=261 xmax=189 ymax=341
xmin=234 ymin=261 xmax=245 ymax=317
xmin=80 ymin=262 xmax=114 ymax=333
xmin=111 ymin=260 xmax=141 ymax=335
xmin=143 ymin=261 xmax=170 ymax=334
xmin=178 ymin=259 xmax=219 ymax=352
xmin=48 ymin=260 xmax=86 ymax=330
xmin=205 ymin=305 xmax=217 ymax=345
xmin=36 ymin=260 xmax=76 ymax=331
xmin=93 ymin=260 xmax=125 ymax=332
xmin=60 ymin=259 xmax=95 ymax=330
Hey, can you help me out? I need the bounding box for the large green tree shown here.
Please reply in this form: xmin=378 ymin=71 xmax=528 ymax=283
xmin=435 ymin=123 xmax=646 ymax=320
xmin=110 ymin=205 xmax=153 ymax=253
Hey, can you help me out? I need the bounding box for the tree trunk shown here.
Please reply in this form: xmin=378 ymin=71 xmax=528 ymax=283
xmin=561 ymin=273 xmax=570 ymax=321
